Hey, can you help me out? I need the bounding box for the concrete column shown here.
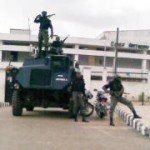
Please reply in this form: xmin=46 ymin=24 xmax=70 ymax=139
xmin=0 ymin=70 xmax=6 ymax=102
xmin=82 ymin=68 xmax=91 ymax=90
xmin=142 ymin=50 xmax=147 ymax=73
xmin=142 ymin=59 xmax=147 ymax=73
xmin=142 ymin=50 xmax=148 ymax=82
xmin=74 ymin=55 xmax=79 ymax=62
xmin=0 ymin=51 xmax=2 ymax=62
xmin=75 ymin=44 xmax=79 ymax=49
xmin=74 ymin=44 xmax=79 ymax=65
xmin=0 ymin=41 xmax=3 ymax=62
xmin=142 ymin=50 xmax=147 ymax=72
xmin=148 ymin=72 xmax=150 ymax=84
xmin=102 ymin=69 xmax=107 ymax=84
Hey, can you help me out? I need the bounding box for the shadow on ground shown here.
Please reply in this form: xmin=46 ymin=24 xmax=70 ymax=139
xmin=20 ymin=108 xmax=69 ymax=120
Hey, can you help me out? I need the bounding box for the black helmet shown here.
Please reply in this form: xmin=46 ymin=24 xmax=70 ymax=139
xmin=113 ymin=75 xmax=121 ymax=80
xmin=56 ymin=36 xmax=60 ymax=41
xmin=75 ymin=61 xmax=79 ymax=67
xmin=41 ymin=11 xmax=47 ymax=16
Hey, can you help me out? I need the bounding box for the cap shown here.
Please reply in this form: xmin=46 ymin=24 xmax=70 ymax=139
xmin=113 ymin=75 xmax=121 ymax=80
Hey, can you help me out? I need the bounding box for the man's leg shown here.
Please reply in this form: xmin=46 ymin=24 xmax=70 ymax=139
xmin=78 ymin=93 xmax=89 ymax=122
xmin=38 ymin=31 xmax=43 ymax=57
xmin=110 ymin=96 xmax=118 ymax=126
xmin=69 ymin=97 xmax=74 ymax=118
xmin=72 ymin=92 xmax=79 ymax=122
xmin=43 ymin=30 xmax=49 ymax=56
xmin=119 ymin=97 xmax=141 ymax=119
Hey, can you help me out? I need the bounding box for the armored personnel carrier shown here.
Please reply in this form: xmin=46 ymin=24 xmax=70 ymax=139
xmin=8 ymin=55 xmax=73 ymax=116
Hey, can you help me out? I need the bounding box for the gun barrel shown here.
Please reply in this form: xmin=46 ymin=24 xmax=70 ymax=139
xmin=47 ymin=14 xmax=55 ymax=18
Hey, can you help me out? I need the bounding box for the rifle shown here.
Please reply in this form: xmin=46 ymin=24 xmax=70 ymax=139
xmin=47 ymin=14 xmax=55 ymax=18
xmin=62 ymin=34 xmax=70 ymax=43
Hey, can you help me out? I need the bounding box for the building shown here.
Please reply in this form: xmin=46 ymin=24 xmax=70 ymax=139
xmin=1 ymin=29 xmax=150 ymax=102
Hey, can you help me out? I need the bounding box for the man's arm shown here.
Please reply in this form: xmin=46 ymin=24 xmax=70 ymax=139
xmin=102 ymin=83 xmax=110 ymax=94
xmin=118 ymin=86 xmax=124 ymax=97
xmin=81 ymin=78 xmax=86 ymax=96
xmin=34 ymin=15 xmax=41 ymax=23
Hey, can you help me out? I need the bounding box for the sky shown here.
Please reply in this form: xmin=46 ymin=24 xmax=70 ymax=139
xmin=0 ymin=0 xmax=150 ymax=38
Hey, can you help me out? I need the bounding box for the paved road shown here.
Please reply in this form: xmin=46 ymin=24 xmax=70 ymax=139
xmin=0 ymin=107 xmax=150 ymax=150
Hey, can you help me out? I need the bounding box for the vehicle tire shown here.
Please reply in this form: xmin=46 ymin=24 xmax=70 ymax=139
xmin=84 ymin=102 xmax=94 ymax=117
xmin=26 ymin=106 xmax=34 ymax=111
xmin=12 ymin=91 xmax=23 ymax=116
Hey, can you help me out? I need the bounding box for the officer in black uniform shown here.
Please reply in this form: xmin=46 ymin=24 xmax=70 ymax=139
xmin=72 ymin=71 xmax=88 ymax=122
xmin=50 ymin=35 xmax=68 ymax=55
xmin=103 ymin=75 xmax=141 ymax=126
xmin=34 ymin=11 xmax=53 ymax=57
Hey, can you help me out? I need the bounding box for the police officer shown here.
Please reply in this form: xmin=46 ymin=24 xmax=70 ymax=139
xmin=72 ymin=71 xmax=88 ymax=122
xmin=50 ymin=36 xmax=63 ymax=55
xmin=34 ymin=11 xmax=53 ymax=57
xmin=50 ymin=35 xmax=69 ymax=55
xmin=69 ymin=62 xmax=81 ymax=118
xmin=103 ymin=75 xmax=141 ymax=126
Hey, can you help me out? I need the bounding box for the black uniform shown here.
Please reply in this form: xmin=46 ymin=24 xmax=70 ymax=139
xmin=50 ymin=40 xmax=64 ymax=55
xmin=103 ymin=77 xmax=141 ymax=126
xmin=72 ymin=75 xmax=86 ymax=121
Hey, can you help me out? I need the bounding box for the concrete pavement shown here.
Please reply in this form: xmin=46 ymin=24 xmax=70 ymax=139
xmin=0 ymin=107 xmax=150 ymax=150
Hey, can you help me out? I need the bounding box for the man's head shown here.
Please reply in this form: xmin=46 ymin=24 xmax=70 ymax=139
xmin=113 ymin=75 xmax=121 ymax=82
xmin=41 ymin=11 xmax=47 ymax=17
xmin=76 ymin=70 xmax=82 ymax=78
xmin=75 ymin=62 xmax=79 ymax=68
xmin=56 ymin=36 xmax=60 ymax=41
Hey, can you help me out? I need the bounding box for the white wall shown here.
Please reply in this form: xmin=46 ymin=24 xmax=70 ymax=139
xmin=89 ymin=79 xmax=150 ymax=102
xmin=0 ymin=70 xmax=5 ymax=102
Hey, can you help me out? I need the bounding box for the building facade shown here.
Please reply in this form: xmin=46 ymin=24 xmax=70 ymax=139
xmin=1 ymin=29 xmax=150 ymax=102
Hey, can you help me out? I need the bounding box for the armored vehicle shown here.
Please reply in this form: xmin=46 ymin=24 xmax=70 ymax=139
xmin=8 ymin=55 xmax=73 ymax=116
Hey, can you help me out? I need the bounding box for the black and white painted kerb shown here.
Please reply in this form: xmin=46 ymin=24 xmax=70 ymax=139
xmin=0 ymin=102 xmax=10 ymax=107
xmin=116 ymin=107 xmax=150 ymax=138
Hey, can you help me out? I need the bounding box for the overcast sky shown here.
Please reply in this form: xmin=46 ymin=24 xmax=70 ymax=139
xmin=0 ymin=0 xmax=150 ymax=38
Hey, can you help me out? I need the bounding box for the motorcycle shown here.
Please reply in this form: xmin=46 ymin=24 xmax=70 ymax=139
xmin=94 ymin=89 xmax=109 ymax=119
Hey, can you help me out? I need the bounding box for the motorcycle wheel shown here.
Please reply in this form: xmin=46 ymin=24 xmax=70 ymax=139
xmin=84 ymin=102 xmax=94 ymax=117
xmin=95 ymin=110 xmax=105 ymax=119
xmin=100 ymin=112 xmax=104 ymax=119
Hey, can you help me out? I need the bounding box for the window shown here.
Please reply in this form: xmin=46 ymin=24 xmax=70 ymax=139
xmin=11 ymin=52 xmax=18 ymax=62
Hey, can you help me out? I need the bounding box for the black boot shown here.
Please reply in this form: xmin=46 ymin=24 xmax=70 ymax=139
xmin=82 ymin=117 xmax=89 ymax=123
xmin=110 ymin=117 xmax=115 ymax=126
xmin=132 ymin=110 xmax=142 ymax=119
xmin=74 ymin=115 xmax=78 ymax=122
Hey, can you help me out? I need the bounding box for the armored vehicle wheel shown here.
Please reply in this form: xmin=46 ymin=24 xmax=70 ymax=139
xmin=26 ymin=106 xmax=34 ymax=111
xmin=12 ymin=91 xmax=23 ymax=116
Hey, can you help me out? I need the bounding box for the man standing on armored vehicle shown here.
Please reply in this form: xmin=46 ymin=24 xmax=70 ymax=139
xmin=34 ymin=11 xmax=54 ymax=57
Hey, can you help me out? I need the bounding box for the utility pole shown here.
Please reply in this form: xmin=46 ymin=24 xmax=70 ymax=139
xmin=114 ymin=27 xmax=119 ymax=75
xmin=103 ymin=35 xmax=107 ymax=69
xmin=28 ymin=18 xmax=32 ymax=52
